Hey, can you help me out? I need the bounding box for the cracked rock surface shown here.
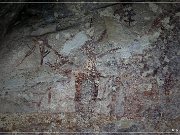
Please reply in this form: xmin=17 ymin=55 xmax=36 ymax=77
xmin=0 ymin=2 xmax=179 ymax=133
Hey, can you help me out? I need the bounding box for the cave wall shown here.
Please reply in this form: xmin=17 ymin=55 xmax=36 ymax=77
xmin=0 ymin=2 xmax=179 ymax=133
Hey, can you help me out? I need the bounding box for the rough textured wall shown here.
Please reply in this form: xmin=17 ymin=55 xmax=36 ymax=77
xmin=0 ymin=2 xmax=179 ymax=134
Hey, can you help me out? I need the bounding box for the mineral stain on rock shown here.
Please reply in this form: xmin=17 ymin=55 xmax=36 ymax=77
xmin=61 ymin=31 xmax=89 ymax=55
xmin=0 ymin=2 xmax=179 ymax=133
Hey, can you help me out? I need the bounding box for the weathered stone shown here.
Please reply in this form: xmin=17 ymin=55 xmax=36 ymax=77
xmin=0 ymin=2 xmax=179 ymax=133
xmin=61 ymin=31 xmax=89 ymax=55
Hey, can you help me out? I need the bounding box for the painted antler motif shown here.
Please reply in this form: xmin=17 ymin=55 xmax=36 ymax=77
xmin=16 ymin=44 xmax=36 ymax=67
xmin=124 ymin=7 xmax=136 ymax=26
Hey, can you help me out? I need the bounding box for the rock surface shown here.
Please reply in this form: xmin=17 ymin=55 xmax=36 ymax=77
xmin=0 ymin=2 xmax=179 ymax=133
